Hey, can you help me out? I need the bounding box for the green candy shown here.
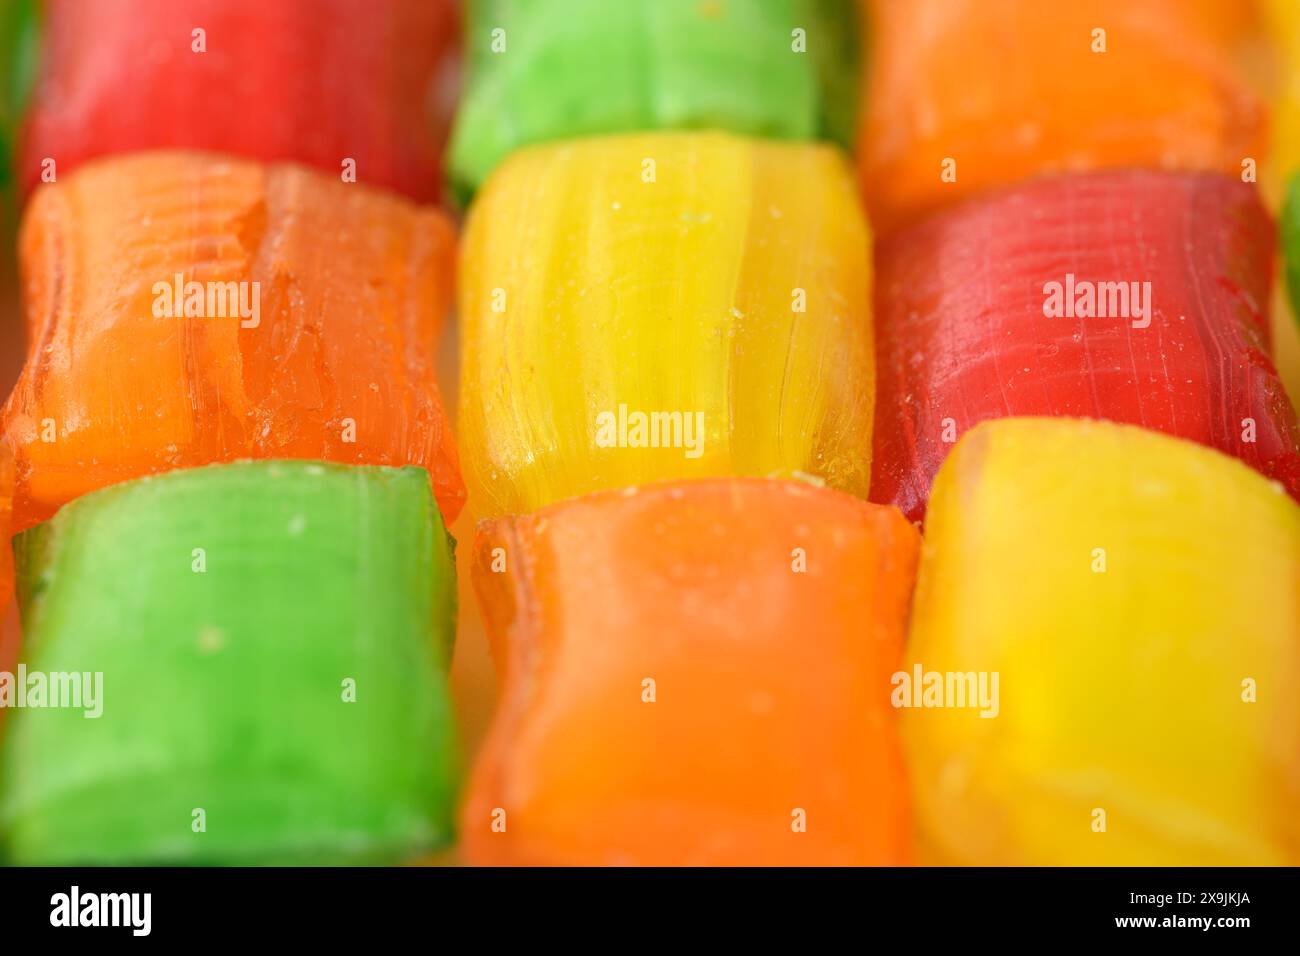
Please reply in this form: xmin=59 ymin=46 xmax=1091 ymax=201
xmin=448 ymin=0 xmax=860 ymax=203
xmin=1283 ymin=171 xmax=1300 ymax=327
xmin=0 ymin=0 xmax=38 ymax=198
xmin=0 ymin=461 xmax=459 ymax=865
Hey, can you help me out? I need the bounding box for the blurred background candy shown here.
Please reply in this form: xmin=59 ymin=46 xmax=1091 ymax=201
xmin=1284 ymin=172 xmax=1300 ymax=332
xmin=0 ymin=0 xmax=35 ymax=206
xmin=0 ymin=461 xmax=460 ymax=865
xmin=1264 ymin=0 xmax=1300 ymax=407
xmin=20 ymin=0 xmax=459 ymax=202
xmin=449 ymin=0 xmax=858 ymax=202
xmin=859 ymin=0 xmax=1264 ymax=235
xmin=0 ymin=0 xmax=36 ymax=393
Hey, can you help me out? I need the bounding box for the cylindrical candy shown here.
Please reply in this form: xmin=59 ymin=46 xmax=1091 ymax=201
xmin=449 ymin=0 xmax=858 ymax=201
xmin=0 ymin=0 xmax=36 ymax=202
xmin=905 ymin=418 xmax=1300 ymax=865
xmin=1284 ymin=171 xmax=1300 ymax=335
xmin=463 ymin=477 xmax=917 ymax=866
xmin=0 ymin=438 xmax=13 ymax=722
xmin=460 ymin=131 xmax=873 ymax=518
xmin=1 ymin=151 xmax=464 ymax=531
xmin=1273 ymin=0 xmax=1300 ymax=410
xmin=1267 ymin=0 xmax=1300 ymax=204
xmin=871 ymin=169 xmax=1300 ymax=522
xmin=860 ymin=0 xmax=1264 ymax=235
xmin=0 ymin=460 xmax=460 ymax=865
xmin=20 ymin=0 xmax=458 ymax=202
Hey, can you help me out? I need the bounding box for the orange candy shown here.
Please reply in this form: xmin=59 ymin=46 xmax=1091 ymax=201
xmin=463 ymin=478 xmax=918 ymax=866
xmin=2 ymin=151 xmax=463 ymax=529
xmin=859 ymin=0 xmax=1265 ymax=234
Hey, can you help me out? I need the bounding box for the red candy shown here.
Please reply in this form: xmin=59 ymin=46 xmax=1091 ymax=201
xmin=871 ymin=170 xmax=1300 ymax=522
xmin=20 ymin=0 xmax=458 ymax=202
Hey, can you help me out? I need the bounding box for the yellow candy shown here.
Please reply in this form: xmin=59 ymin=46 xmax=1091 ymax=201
xmin=458 ymin=131 xmax=873 ymax=517
xmin=905 ymin=418 xmax=1300 ymax=866
xmin=1266 ymin=0 xmax=1300 ymax=205
xmin=1264 ymin=0 xmax=1300 ymax=409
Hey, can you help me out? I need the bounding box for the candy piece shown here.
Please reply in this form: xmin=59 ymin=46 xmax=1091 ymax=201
xmin=905 ymin=418 xmax=1300 ymax=865
xmin=860 ymin=0 xmax=1265 ymax=234
xmin=0 ymin=0 xmax=37 ymax=201
xmin=872 ymin=169 xmax=1300 ymax=523
xmin=0 ymin=460 xmax=459 ymax=865
xmin=463 ymin=477 xmax=917 ymax=866
xmin=1283 ymin=172 xmax=1300 ymax=329
xmin=1267 ymin=0 xmax=1300 ymax=205
xmin=460 ymin=132 xmax=873 ymax=518
xmin=448 ymin=0 xmax=858 ymax=201
xmin=1 ymin=152 xmax=464 ymax=531
xmin=20 ymin=0 xmax=458 ymax=201
xmin=0 ymin=0 xmax=28 ymax=384
xmin=1258 ymin=0 xmax=1300 ymax=408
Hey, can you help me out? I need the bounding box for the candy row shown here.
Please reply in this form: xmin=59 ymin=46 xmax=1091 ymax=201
xmin=1 ymin=139 xmax=1296 ymax=533
xmin=6 ymin=413 xmax=1295 ymax=865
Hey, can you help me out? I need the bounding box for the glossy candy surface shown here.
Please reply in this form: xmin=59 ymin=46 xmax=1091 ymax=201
xmin=449 ymin=0 xmax=858 ymax=201
xmin=871 ymin=169 xmax=1300 ymax=522
xmin=905 ymin=418 xmax=1300 ymax=865
xmin=2 ymin=151 xmax=464 ymax=531
xmin=21 ymin=0 xmax=458 ymax=201
xmin=0 ymin=460 xmax=460 ymax=865
xmin=460 ymin=131 xmax=873 ymax=518
xmin=463 ymin=477 xmax=917 ymax=866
